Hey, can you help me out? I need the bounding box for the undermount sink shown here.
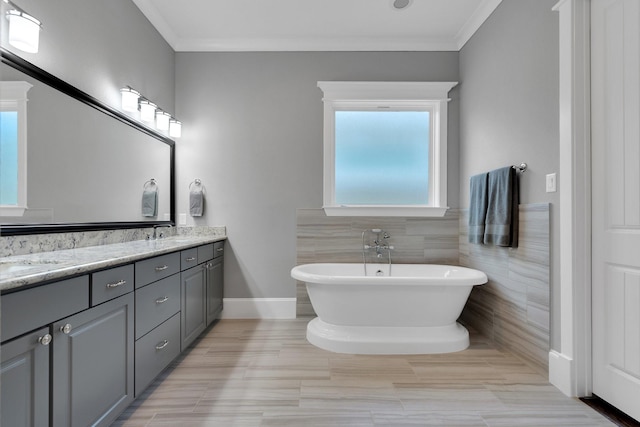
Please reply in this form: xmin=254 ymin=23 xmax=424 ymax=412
xmin=0 ymin=259 xmax=63 ymax=275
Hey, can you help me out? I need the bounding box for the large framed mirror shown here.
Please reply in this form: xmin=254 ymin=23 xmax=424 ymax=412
xmin=0 ymin=48 xmax=175 ymax=235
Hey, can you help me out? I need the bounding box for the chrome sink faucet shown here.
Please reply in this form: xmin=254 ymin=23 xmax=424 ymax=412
xmin=149 ymin=224 xmax=172 ymax=240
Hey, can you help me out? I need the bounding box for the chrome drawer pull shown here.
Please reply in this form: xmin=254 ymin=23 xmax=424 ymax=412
xmin=185 ymin=257 xmax=196 ymax=262
xmin=155 ymin=296 xmax=169 ymax=304
xmin=155 ymin=265 xmax=168 ymax=271
xmin=155 ymin=340 xmax=169 ymax=350
xmin=38 ymin=334 xmax=52 ymax=346
xmin=216 ymin=248 xmax=224 ymax=252
xmin=106 ymin=279 xmax=126 ymax=288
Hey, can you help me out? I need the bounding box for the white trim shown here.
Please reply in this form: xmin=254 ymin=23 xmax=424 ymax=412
xmin=131 ymin=0 xmax=180 ymax=50
xmin=323 ymin=206 xmax=448 ymax=218
xmin=549 ymin=350 xmax=575 ymax=396
xmin=318 ymin=81 xmax=457 ymax=217
xmin=173 ymin=37 xmax=460 ymax=52
xmin=552 ymin=0 xmax=592 ymax=397
xmin=220 ymin=298 xmax=296 ymax=319
xmin=455 ymin=0 xmax=503 ymax=49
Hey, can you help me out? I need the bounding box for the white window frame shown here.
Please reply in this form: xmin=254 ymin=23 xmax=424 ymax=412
xmin=318 ymin=81 xmax=457 ymax=217
xmin=0 ymin=81 xmax=32 ymax=217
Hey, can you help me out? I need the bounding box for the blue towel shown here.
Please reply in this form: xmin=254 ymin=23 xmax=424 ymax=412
xmin=468 ymin=173 xmax=488 ymax=244
xmin=484 ymin=166 xmax=519 ymax=247
xmin=141 ymin=189 xmax=158 ymax=217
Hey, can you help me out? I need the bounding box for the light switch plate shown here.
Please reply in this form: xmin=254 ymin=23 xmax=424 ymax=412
xmin=178 ymin=213 xmax=187 ymax=225
xmin=546 ymin=173 xmax=557 ymax=192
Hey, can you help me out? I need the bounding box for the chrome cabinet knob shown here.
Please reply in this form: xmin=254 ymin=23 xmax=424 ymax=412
xmin=38 ymin=334 xmax=52 ymax=346
xmin=60 ymin=324 xmax=72 ymax=334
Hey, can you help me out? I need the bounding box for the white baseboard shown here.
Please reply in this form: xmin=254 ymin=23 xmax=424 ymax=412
xmin=220 ymin=298 xmax=297 ymax=319
xmin=549 ymin=350 xmax=574 ymax=396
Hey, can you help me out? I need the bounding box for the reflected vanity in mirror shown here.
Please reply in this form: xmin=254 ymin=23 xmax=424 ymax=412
xmin=0 ymin=48 xmax=175 ymax=235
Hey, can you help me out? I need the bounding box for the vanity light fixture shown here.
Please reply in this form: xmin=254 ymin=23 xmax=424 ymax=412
xmin=120 ymin=87 xmax=140 ymax=112
xmin=169 ymin=119 xmax=182 ymax=138
xmin=120 ymin=86 xmax=182 ymax=138
xmin=155 ymin=110 xmax=171 ymax=131
xmin=4 ymin=0 xmax=42 ymax=53
xmin=139 ymin=99 xmax=156 ymax=122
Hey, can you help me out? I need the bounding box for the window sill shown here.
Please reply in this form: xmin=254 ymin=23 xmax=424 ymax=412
xmin=323 ymin=206 xmax=449 ymax=217
xmin=0 ymin=206 xmax=27 ymax=217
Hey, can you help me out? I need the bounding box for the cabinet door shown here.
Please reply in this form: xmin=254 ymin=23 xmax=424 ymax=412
xmin=181 ymin=265 xmax=206 ymax=350
xmin=1 ymin=328 xmax=50 ymax=427
xmin=52 ymin=293 xmax=134 ymax=427
xmin=206 ymin=256 xmax=224 ymax=326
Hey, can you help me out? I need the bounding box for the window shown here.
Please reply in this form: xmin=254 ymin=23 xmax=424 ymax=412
xmin=0 ymin=81 xmax=32 ymax=216
xmin=318 ymin=81 xmax=457 ymax=217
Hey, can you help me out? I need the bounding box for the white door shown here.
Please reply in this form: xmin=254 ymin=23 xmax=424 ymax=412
xmin=592 ymin=0 xmax=640 ymax=422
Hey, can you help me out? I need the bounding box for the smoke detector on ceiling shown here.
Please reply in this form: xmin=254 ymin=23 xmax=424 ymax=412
xmin=392 ymin=0 xmax=412 ymax=10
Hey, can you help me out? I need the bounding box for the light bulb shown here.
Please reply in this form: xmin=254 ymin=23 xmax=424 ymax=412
xmin=139 ymin=100 xmax=156 ymax=122
xmin=120 ymin=87 xmax=140 ymax=112
xmin=7 ymin=10 xmax=41 ymax=53
xmin=169 ymin=119 xmax=182 ymax=138
xmin=156 ymin=111 xmax=170 ymax=131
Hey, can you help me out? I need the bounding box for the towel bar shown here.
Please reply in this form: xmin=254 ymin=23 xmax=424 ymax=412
xmin=512 ymin=163 xmax=527 ymax=173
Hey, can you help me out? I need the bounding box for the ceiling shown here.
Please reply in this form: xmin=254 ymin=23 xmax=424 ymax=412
xmin=132 ymin=0 xmax=502 ymax=52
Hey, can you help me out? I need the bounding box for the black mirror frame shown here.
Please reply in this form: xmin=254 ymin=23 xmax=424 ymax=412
xmin=0 ymin=47 xmax=175 ymax=236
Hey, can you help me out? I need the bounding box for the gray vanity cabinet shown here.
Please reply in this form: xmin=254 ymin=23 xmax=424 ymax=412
xmin=1 ymin=239 xmax=225 ymax=425
xmin=180 ymin=264 xmax=207 ymax=350
xmin=52 ymin=292 xmax=134 ymax=427
xmin=0 ymin=327 xmax=50 ymax=427
xmin=133 ymin=253 xmax=182 ymax=397
xmin=206 ymin=241 xmax=224 ymax=326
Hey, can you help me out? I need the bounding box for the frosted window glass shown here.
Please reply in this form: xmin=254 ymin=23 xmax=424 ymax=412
xmin=334 ymin=111 xmax=430 ymax=205
xmin=0 ymin=111 xmax=19 ymax=205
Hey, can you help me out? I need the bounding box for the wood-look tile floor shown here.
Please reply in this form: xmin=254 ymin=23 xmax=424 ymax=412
xmin=112 ymin=319 xmax=614 ymax=427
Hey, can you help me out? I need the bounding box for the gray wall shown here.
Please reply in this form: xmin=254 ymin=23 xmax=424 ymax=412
xmin=1 ymin=0 xmax=175 ymax=114
xmin=175 ymin=52 xmax=459 ymax=299
xmin=458 ymin=0 xmax=560 ymax=348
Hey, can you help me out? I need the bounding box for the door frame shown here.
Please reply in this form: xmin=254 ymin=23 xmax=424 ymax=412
xmin=549 ymin=0 xmax=592 ymax=398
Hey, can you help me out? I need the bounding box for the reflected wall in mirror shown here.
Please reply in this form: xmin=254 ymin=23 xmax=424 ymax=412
xmin=0 ymin=49 xmax=175 ymax=234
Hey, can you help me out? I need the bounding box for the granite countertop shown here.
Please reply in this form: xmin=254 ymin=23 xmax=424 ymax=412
xmin=0 ymin=235 xmax=226 ymax=293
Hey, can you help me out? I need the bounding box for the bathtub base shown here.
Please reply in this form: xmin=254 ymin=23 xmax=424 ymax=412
xmin=306 ymin=317 xmax=470 ymax=355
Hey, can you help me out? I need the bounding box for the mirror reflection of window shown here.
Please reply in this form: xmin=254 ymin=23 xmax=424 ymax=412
xmin=0 ymin=81 xmax=31 ymax=216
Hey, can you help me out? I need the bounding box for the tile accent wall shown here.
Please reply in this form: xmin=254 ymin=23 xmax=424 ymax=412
xmin=295 ymin=205 xmax=550 ymax=374
xmin=459 ymin=203 xmax=550 ymax=373
xmin=295 ymin=208 xmax=460 ymax=317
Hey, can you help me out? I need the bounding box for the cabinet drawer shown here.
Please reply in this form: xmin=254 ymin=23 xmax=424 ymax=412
xmin=135 ymin=274 xmax=180 ymax=339
xmin=197 ymin=243 xmax=214 ymax=264
xmin=213 ymin=241 xmax=225 ymax=259
xmin=91 ymin=264 xmax=134 ymax=306
xmin=180 ymin=248 xmax=199 ymax=271
xmin=135 ymin=252 xmax=180 ymax=289
xmin=1 ymin=276 xmax=89 ymax=343
xmin=135 ymin=313 xmax=180 ymax=397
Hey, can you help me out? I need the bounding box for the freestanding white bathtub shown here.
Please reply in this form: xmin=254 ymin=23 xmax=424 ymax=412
xmin=291 ymin=263 xmax=488 ymax=355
